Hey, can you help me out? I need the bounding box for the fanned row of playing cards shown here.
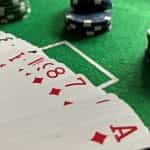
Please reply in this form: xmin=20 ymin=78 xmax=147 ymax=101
xmin=0 ymin=31 xmax=150 ymax=150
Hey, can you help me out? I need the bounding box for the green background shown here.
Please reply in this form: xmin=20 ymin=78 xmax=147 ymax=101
xmin=1 ymin=0 xmax=150 ymax=127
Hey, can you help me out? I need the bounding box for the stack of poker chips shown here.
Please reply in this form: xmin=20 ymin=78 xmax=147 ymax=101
xmin=0 ymin=0 xmax=31 ymax=24
xmin=145 ymin=29 xmax=150 ymax=62
xmin=65 ymin=0 xmax=112 ymax=36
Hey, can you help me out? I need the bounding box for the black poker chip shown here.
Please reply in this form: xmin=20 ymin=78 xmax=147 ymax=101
xmin=64 ymin=0 xmax=113 ymax=37
xmin=65 ymin=22 xmax=112 ymax=36
xmin=145 ymin=29 xmax=150 ymax=62
xmin=146 ymin=29 xmax=150 ymax=50
xmin=0 ymin=9 xmax=30 ymax=24
xmin=140 ymin=148 xmax=150 ymax=150
xmin=0 ymin=0 xmax=21 ymax=7
xmin=65 ymin=10 xmax=112 ymax=27
xmin=145 ymin=48 xmax=150 ymax=62
xmin=0 ymin=1 xmax=28 ymax=15
xmin=71 ymin=0 xmax=112 ymax=13
xmin=65 ymin=20 xmax=111 ymax=32
xmin=0 ymin=0 xmax=30 ymax=24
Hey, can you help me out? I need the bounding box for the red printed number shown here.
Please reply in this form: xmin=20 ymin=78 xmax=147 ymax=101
xmin=47 ymin=67 xmax=65 ymax=78
xmin=65 ymin=77 xmax=86 ymax=87
xmin=9 ymin=52 xmax=25 ymax=62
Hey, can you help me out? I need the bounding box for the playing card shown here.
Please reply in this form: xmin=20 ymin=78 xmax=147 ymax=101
xmin=0 ymin=32 xmax=35 ymax=51
xmin=0 ymin=74 xmax=76 ymax=123
xmin=0 ymin=31 xmax=149 ymax=150
xmin=0 ymin=31 xmax=15 ymax=42
xmin=22 ymin=54 xmax=76 ymax=82
xmin=51 ymin=94 xmax=150 ymax=150
xmin=0 ymin=37 xmax=77 ymax=84
xmin=0 ymin=40 xmax=42 ymax=89
xmin=0 ymin=41 xmax=107 ymax=123
xmin=0 ymin=94 xmax=149 ymax=150
xmin=0 ymin=71 xmax=106 ymax=123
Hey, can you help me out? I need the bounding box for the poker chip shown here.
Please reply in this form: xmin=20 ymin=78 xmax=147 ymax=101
xmin=145 ymin=29 xmax=150 ymax=62
xmin=65 ymin=10 xmax=112 ymax=27
xmin=64 ymin=0 xmax=112 ymax=37
xmin=146 ymin=29 xmax=150 ymax=50
xmin=0 ymin=0 xmax=20 ymax=6
xmin=84 ymin=25 xmax=112 ymax=36
xmin=71 ymin=0 xmax=112 ymax=13
xmin=0 ymin=0 xmax=30 ymax=24
xmin=66 ymin=22 xmax=112 ymax=36
xmin=65 ymin=20 xmax=111 ymax=32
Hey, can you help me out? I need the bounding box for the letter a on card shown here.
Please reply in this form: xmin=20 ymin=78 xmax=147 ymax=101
xmin=110 ymin=125 xmax=138 ymax=142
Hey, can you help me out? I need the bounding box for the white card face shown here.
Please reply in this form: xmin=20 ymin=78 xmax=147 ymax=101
xmin=0 ymin=32 xmax=15 ymax=43
xmin=0 ymin=31 xmax=149 ymax=150
xmin=0 ymin=39 xmax=40 ymax=68
xmin=0 ymin=73 xmax=104 ymax=124
xmin=0 ymin=31 xmax=7 ymax=39
xmin=0 ymin=35 xmax=37 ymax=52
xmin=0 ymin=74 xmax=77 ymax=123
xmin=21 ymin=55 xmax=76 ymax=82
xmin=0 ymin=94 xmax=149 ymax=150
xmin=0 ymin=39 xmax=76 ymax=84
xmin=0 ymin=36 xmax=104 ymax=123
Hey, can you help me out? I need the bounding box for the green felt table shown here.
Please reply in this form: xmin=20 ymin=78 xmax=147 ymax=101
xmin=1 ymin=0 xmax=150 ymax=127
